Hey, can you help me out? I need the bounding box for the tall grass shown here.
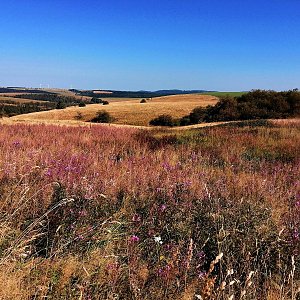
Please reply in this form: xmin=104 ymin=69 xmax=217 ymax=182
xmin=0 ymin=122 xmax=299 ymax=299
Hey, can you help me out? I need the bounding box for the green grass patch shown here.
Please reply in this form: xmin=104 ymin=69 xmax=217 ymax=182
xmin=200 ymin=91 xmax=248 ymax=97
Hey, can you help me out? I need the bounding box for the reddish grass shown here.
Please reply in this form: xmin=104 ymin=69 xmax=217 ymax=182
xmin=0 ymin=121 xmax=299 ymax=299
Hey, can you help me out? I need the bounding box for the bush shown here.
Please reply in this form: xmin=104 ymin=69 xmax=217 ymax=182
xmin=74 ymin=112 xmax=83 ymax=120
xmin=149 ymin=114 xmax=175 ymax=126
xmin=188 ymin=106 xmax=207 ymax=124
xmin=78 ymin=101 xmax=86 ymax=107
xmin=140 ymin=99 xmax=147 ymax=103
xmin=90 ymin=110 xmax=114 ymax=123
xmin=102 ymin=100 xmax=109 ymax=105
xmin=180 ymin=116 xmax=191 ymax=126
xmin=56 ymin=101 xmax=66 ymax=109
xmin=91 ymin=97 xmax=103 ymax=104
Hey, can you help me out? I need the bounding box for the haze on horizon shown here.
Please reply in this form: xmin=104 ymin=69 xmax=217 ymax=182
xmin=0 ymin=0 xmax=299 ymax=91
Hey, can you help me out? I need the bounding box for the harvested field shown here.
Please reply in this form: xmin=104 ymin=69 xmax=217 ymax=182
xmin=8 ymin=94 xmax=218 ymax=126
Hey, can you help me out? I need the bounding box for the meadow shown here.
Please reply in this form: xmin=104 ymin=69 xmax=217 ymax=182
xmin=0 ymin=120 xmax=299 ymax=299
xmin=200 ymin=92 xmax=247 ymax=98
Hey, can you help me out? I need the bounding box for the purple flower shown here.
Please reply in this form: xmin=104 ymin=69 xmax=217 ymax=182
xmin=158 ymin=265 xmax=171 ymax=277
xmin=197 ymin=251 xmax=206 ymax=260
xmin=160 ymin=204 xmax=167 ymax=212
xmin=198 ymin=271 xmax=207 ymax=279
xmin=13 ymin=141 xmax=21 ymax=147
xmin=162 ymin=162 xmax=173 ymax=171
xmin=196 ymin=251 xmax=206 ymax=266
xmin=130 ymin=235 xmax=140 ymax=242
xmin=45 ymin=169 xmax=52 ymax=177
xmin=79 ymin=210 xmax=87 ymax=217
xmin=293 ymin=229 xmax=299 ymax=241
xmin=132 ymin=214 xmax=141 ymax=222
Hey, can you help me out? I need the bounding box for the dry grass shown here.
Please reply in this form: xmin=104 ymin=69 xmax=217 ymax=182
xmin=7 ymin=94 xmax=217 ymax=126
xmin=0 ymin=122 xmax=298 ymax=299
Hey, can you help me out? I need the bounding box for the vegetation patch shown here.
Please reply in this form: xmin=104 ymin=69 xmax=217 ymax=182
xmin=0 ymin=123 xmax=298 ymax=299
xmin=150 ymin=90 xmax=300 ymax=127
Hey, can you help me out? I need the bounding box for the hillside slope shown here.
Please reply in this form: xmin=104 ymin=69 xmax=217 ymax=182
xmin=8 ymin=94 xmax=217 ymax=126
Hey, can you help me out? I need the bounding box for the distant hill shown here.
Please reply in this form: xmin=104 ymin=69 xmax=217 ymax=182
xmin=0 ymin=87 xmax=54 ymax=94
xmin=73 ymin=89 xmax=214 ymax=98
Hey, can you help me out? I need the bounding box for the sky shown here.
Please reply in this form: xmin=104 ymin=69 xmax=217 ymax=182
xmin=0 ymin=0 xmax=300 ymax=91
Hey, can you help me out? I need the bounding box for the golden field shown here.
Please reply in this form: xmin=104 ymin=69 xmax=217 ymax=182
xmin=7 ymin=94 xmax=218 ymax=126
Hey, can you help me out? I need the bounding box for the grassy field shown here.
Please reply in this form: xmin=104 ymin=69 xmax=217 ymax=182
xmin=0 ymin=119 xmax=299 ymax=299
xmin=8 ymin=94 xmax=218 ymax=126
xmin=201 ymin=91 xmax=248 ymax=97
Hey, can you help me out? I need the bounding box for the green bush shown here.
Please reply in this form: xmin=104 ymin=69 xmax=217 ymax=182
xmin=56 ymin=101 xmax=66 ymax=109
xmin=91 ymin=97 xmax=103 ymax=104
xmin=149 ymin=114 xmax=175 ymax=126
xmin=90 ymin=110 xmax=114 ymax=123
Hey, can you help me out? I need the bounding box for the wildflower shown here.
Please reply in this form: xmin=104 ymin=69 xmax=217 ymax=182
xmin=160 ymin=204 xmax=167 ymax=212
xmin=158 ymin=265 xmax=171 ymax=277
xmin=196 ymin=250 xmax=206 ymax=266
xmin=162 ymin=162 xmax=173 ymax=171
xmin=78 ymin=210 xmax=87 ymax=217
xmin=198 ymin=271 xmax=206 ymax=279
xmin=130 ymin=235 xmax=140 ymax=242
xmin=45 ymin=169 xmax=52 ymax=177
xmin=293 ymin=229 xmax=299 ymax=241
xmin=154 ymin=236 xmax=163 ymax=244
xmin=132 ymin=214 xmax=141 ymax=222
xmin=13 ymin=141 xmax=21 ymax=147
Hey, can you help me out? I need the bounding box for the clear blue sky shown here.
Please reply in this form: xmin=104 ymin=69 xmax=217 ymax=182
xmin=0 ymin=0 xmax=299 ymax=91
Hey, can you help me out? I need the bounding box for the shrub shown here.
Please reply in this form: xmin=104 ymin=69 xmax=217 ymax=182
xmin=188 ymin=106 xmax=207 ymax=124
xmin=74 ymin=112 xmax=83 ymax=120
xmin=78 ymin=101 xmax=86 ymax=107
xmin=140 ymin=99 xmax=147 ymax=103
xmin=102 ymin=100 xmax=109 ymax=105
xmin=91 ymin=97 xmax=103 ymax=104
xmin=149 ymin=114 xmax=175 ymax=126
xmin=90 ymin=110 xmax=114 ymax=123
xmin=56 ymin=101 xmax=66 ymax=109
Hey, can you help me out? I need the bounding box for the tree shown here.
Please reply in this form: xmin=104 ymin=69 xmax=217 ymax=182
xmin=56 ymin=101 xmax=66 ymax=109
xmin=149 ymin=115 xmax=174 ymax=126
xmin=90 ymin=110 xmax=114 ymax=123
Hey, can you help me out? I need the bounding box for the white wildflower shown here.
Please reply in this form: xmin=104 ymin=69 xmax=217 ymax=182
xmin=154 ymin=236 xmax=163 ymax=244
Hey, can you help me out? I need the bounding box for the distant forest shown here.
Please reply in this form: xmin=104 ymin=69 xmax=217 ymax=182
xmin=13 ymin=93 xmax=82 ymax=104
xmin=73 ymin=89 xmax=210 ymax=98
xmin=0 ymin=102 xmax=56 ymax=117
xmin=0 ymin=88 xmax=52 ymax=94
xmin=0 ymin=93 xmax=84 ymax=117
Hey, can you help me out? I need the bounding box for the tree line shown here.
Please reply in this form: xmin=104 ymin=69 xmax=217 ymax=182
xmin=150 ymin=89 xmax=300 ymax=126
xmin=0 ymin=102 xmax=56 ymax=117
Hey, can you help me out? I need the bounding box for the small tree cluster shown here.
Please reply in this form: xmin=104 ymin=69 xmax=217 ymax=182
xmin=90 ymin=110 xmax=114 ymax=123
xmin=149 ymin=114 xmax=177 ymax=126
